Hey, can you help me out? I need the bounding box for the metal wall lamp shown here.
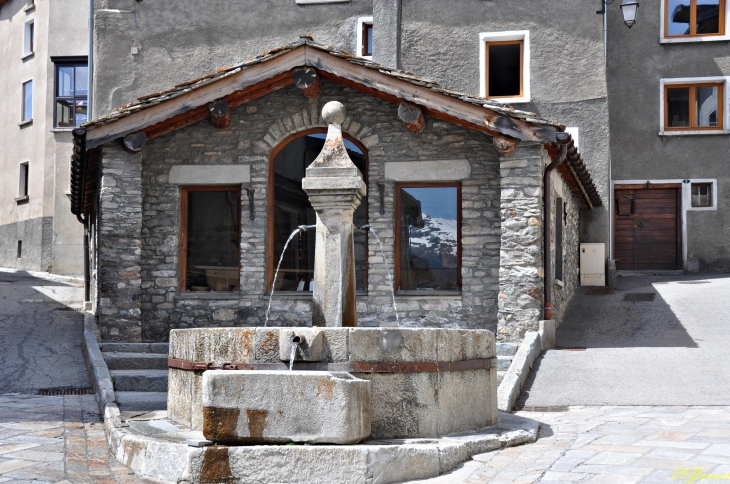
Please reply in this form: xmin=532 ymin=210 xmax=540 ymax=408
xmin=597 ymin=0 xmax=639 ymax=29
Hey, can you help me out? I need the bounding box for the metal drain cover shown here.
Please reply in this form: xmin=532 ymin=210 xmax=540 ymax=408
xmin=517 ymin=405 xmax=569 ymax=412
xmin=585 ymin=287 xmax=613 ymax=296
xmin=38 ymin=388 xmax=94 ymax=396
xmin=623 ymin=293 xmax=656 ymax=302
xmin=679 ymin=281 xmax=711 ymax=285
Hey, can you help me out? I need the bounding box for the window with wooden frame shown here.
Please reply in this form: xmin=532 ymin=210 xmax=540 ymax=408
xmin=268 ymin=131 xmax=368 ymax=293
xmin=664 ymin=82 xmax=724 ymax=130
xmin=665 ymin=0 xmax=725 ymax=38
xmin=485 ymin=40 xmax=523 ymax=99
xmin=357 ymin=17 xmax=373 ymax=59
xmin=395 ymin=183 xmax=461 ymax=294
xmin=179 ymin=186 xmax=242 ymax=292
xmin=479 ymin=31 xmax=530 ymax=102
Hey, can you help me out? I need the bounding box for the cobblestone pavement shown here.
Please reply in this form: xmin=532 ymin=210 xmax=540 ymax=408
xmin=407 ymin=405 xmax=730 ymax=484
xmin=0 ymin=393 xmax=152 ymax=483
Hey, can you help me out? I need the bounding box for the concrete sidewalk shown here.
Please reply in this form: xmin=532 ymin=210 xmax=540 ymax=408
xmin=519 ymin=274 xmax=730 ymax=406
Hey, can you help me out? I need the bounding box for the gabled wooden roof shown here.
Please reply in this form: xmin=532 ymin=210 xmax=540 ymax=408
xmin=83 ymin=38 xmax=563 ymax=149
xmin=74 ymin=37 xmax=601 ymax=212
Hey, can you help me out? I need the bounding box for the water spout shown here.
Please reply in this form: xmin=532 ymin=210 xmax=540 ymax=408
xmin=363 ymin=226 xmax=400 ymax=326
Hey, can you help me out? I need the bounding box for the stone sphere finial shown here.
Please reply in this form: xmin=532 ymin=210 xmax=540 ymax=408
xmin=322 ymin=101 xmax=346 ymax=125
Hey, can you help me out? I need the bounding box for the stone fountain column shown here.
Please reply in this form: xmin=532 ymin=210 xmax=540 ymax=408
xmin=302 ymin=102 xmax=367 ymax=327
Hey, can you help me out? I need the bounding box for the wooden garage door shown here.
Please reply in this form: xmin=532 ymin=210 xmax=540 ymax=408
xmin=614 ymin=186 xmax=682 ymax=271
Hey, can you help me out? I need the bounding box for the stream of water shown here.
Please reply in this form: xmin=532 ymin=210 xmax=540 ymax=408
xmin=289 ymin=341 xmax=299 ymax=371
xmin=366 ymin=227 xmax=400 ymax=326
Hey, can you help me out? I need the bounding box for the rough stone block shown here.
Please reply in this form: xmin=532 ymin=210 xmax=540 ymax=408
xmin=202 ymin=370 xmax=371 ymax=444
xmin=348 ymin=328 xmax=438 ymax=363
xmin=278 ymin=328 xmax=323 ymax=362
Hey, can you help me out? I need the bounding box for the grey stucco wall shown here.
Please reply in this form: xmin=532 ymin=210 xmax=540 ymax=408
xmin=606 ymin=1 xmax=730 ymax=271
xmin=92 ymin=0 xmax=373 ymax=116
xmin=98 ymin=82 xmax=506 ymax=342
xmin=0 ymin=216 xmax=53 ymax=272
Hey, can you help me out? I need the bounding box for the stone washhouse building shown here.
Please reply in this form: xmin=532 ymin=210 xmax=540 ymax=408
xmin=70 ymin=40 xmax=601 ymax=348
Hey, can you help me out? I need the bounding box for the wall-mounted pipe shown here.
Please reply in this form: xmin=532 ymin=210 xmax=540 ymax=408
xmin=543 ymin=132 xmax=570 ymax=321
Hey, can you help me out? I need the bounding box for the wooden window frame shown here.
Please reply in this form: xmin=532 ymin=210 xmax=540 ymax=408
xmin=267 ymin=129 xmax=369 ymax=294
xmin=179 ymin=185 xmax=242 ymax=293
xmin=484 ymin=40 xmax=524 ymax=100
xmin=663 ymin=82 xmax=724 ymax=130
xmin=664 ymin=0 xmax=726 ymax=38
xmin=357 ymin=17 xmax=373 ymax=59
xmin=394 ymin=182 xmax=462 ymax=296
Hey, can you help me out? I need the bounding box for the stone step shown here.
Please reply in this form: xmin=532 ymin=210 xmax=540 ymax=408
xmin=103 ymin=352 xmax=168 ymax=370
xmin=101 ymin=343 xmax=169 ymax=354
xmin=116 ymin=392 xmax=168 ymax=412
xmin=111 ymin=369 xmax=169 ymax=392
xmin=496 ymin=342 xmax=518 ymax=357
xmin=497 ymin=355 xmax=513 ymax=372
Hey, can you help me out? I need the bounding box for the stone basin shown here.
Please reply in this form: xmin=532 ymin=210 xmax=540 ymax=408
xmin=203 ymin=370 xmax=371 ymax=444
xmin=168 ymin=327 xmax=497 ymax=440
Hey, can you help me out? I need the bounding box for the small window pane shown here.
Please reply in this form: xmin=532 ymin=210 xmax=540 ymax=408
xmin=185 ymin=190 xmax=241 ymax=292
xmin=22 ymin=81 xmax=33 ymax=121
xmin=75 ymin=66 xmax=88 ymax=95
xmin=364 ymin=24 xmax=373 ymax=56
xmin=695 ymin=85 xmax=719 ymax=126
xmin=666 ymin=87 xmax=690 ymax=127
xmin=696 ymin=0 xmax=722 ymax=34
xmin=398 ymin=186 xmax=459 ymax=291
xmin=75 ymin=100 xmax=88 ymax=126
xmin=57 ymin=66 xmax=74 ymax=97
xmin=691 ymin=184 xmax=712 ymax=207
xmin=667 ymin=0 xmax=692 ymax=35
xmin=55 ymin=100 xmax=74 ymax=127
xmin=487 ymin=42 xmax=522 ymax=97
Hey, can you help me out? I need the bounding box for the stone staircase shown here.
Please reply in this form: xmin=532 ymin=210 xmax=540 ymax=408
xmin=496 ymin=342 xmax=518 ymax=385
xmin=101 ymin=342 xmax=169 ymax=412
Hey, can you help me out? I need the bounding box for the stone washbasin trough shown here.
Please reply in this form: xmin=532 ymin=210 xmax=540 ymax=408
xmin=147 ymin=102 xmax=532 ymax=484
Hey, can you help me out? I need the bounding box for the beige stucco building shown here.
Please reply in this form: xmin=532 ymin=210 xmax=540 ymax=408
xmin=0 ymin=0 xmax=88 ymax=274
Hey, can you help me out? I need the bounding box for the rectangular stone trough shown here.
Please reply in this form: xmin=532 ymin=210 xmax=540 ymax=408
xmin=169 ymin=327 xmax=497 ymax=440
xmin=202 ymin=370 xmax=371 ymax=444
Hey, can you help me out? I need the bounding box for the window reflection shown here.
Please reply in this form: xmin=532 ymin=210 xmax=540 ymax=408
xmin=696 ymin=0 xmax=722 ymax=34
xmin=272 ymin=134 xmax=367 ymax=292
xmin=668 ymin=0 xmax=693 ymax=35
xmin=696 ymin=85 xmax=719 ymax=126
xmin=667 ymin=87 xmax=690 ymax=127
xmin=398 ymin=186 xmax=460 ymax=292
xmin=184 ymin=189 xmax=241 ymax=292
xmin=667 ymin=0 xmax=723 ymax=36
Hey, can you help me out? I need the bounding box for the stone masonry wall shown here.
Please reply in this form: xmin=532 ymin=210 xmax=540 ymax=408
xmin=117 ymin=82 xmax=503 ymax=342
xmin=98 ymin=145 xmax=143 ymax=341
xmin=497 ymin=145 xmax=546 ymax=343
xmin=549 ymin=173 xmax=580 ymax=328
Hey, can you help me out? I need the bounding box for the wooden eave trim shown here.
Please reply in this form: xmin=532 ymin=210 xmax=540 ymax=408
xmin=85 ymin=48 xmax=308 ymax=149
xmin=303 ymin=46 xmax=557 ymax=143
xmin=85 ymin=45 xmax=559 ymax=149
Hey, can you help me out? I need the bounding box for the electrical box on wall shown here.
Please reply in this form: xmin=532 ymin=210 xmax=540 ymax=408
xmin=580 ymin=243 xmax=605 ymax=286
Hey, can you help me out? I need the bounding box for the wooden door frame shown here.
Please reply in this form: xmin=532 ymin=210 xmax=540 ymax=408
xmin=612 ymin=183 xmax=683 ymax=271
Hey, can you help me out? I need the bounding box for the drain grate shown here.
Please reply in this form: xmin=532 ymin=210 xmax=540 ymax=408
xmin=679 ymin=281 xmax=711 ymax=285
xmin=38 ymin=388 xmax=94 ymax=396
xmin=555 ymin=347 xmax=586 ymax=351
xmin=54 ymin=307 xmax=84 ymax=312
xmin=585 ymin=287 xmax=613 ymax=296
xmin=517 ymin=405 xmax=569 ymax=412
xmin=623 ymin=293 xmax=656 ymax=302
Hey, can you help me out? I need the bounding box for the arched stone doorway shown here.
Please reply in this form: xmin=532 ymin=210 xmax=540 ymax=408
xmin=268 ymin=130 xmax=368 ymax=293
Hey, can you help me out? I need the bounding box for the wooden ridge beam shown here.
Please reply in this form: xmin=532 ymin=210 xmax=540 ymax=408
xmin=292 ymin=67 xmax=322 ymax=98
xmin=121 ymin=131 xmax=146 ymax=153
xmin=398 ymin=101 xmax=425 ymax=133
xmin=492 ymin=133 xmax=519 ymax=155
xmin=208 ymin=98 xmax=230 ymax=129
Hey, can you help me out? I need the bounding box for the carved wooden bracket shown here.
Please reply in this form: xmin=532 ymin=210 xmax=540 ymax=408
xmin=398 ymin=101 xmax=425 ymax=134
xmin=122 ymin=131 xmax=147 ymax=153
xmin=292 ymin=67 xmax=322 ymax=98
xmin=208 ymin=98 xmax=231 ymax=129
xmin=492 ymin=133 xmax=519 ymax=155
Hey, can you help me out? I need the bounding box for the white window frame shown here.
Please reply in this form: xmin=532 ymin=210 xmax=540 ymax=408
xmin=688 ymin=179 xmax=717 ymax=211
xmin=659 ymin=76 xmax=730 ymax=136
xmin=479 ymin=30 xmax=530 ymax=103
xmin=357 ymin=16 xmax=373 ymax=60
xmin=660 ymin=0 xmax=730 ymax=43
xmin=23 ymin=19 xmax=34 ymax=57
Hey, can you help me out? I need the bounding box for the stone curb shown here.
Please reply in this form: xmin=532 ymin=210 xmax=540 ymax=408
xmin=0 ymin=267 xmax=84 ymax=285
xmin=497 ymin=331 xmax=542 ymax=412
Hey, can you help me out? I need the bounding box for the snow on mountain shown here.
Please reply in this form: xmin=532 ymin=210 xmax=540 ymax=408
xmin=408 ymin=213 xmax=457 ymax=259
